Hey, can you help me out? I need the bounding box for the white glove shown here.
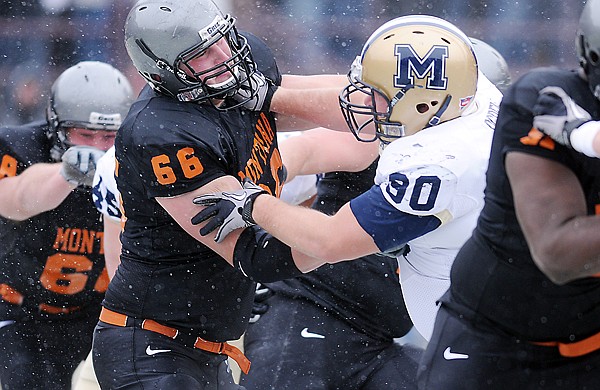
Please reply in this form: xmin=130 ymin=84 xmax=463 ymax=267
xmin=60 ymin=145 xmax=105 ymax=187
xmin=532 ymin=86 xmax=592 ymax=147
xmin=230 ymin=66 xmax=278 ymax=111
xmin=191 ymin=180 xmax=268 ymax=243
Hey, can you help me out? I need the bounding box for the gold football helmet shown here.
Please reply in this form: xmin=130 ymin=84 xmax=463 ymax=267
xmin=339 ymin=15 xmax=478 ymax=144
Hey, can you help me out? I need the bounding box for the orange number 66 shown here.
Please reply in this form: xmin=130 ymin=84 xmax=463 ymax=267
xmin=151 ymin=147 xmax=204 ymax=185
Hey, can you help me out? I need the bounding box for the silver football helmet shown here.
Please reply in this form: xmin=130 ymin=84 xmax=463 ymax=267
xmin=124 ymin=0 xmax=258 ymax=106
xmin=46 ymin=61 xmax=134 ymax=161
xmin=339 ymin=15 xmax=478 ymax=145
xmin=577 ymin=0 xmax=600 ymax=100
xmin=470 ymin=38 xmax=512 ymax=92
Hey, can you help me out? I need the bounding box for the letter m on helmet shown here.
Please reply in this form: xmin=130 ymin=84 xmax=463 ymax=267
xmin=394 ymin=45 xmax=448 ymax=90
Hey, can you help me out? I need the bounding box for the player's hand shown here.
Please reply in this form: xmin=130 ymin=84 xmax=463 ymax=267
xmin=249 ymin=283 xmax=274 ymax=323
xmin=60 ymin=145 xmax=105 ymax=187
xmin=230 ymin=66 xmax=278 ymax=111
xmin=191 ymin=180 xmax=267 ymax=243
xmin=532 ymin=86 xmax=592 ymax=147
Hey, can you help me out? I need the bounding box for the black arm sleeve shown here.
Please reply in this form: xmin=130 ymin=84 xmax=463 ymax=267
xmin=233 ymin=226 xmax=303 ymax=282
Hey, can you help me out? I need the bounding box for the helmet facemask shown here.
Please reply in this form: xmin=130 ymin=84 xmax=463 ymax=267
xmin=339 ymin=71 xmax=405 ymax=145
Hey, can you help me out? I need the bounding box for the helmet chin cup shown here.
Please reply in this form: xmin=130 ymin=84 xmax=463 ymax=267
xmin=378 ymin=123 xmax=405 ymax=140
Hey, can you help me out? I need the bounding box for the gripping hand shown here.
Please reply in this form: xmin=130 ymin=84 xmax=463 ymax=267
xmin=231 ymin=66 xmax=278 ymax=111
xmin=249 ymin=283 xmax=274 ymax=323
xmin=532 ymin=86 xmax=592 ymax=147
xmin=191 ymin=180 xmax=267 ymax=243
xmin=60 ymin=145 xmax=105 ymax=187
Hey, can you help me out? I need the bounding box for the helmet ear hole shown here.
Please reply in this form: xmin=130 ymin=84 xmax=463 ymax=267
xmin=416 ymin=103 xmax=429 ymax=113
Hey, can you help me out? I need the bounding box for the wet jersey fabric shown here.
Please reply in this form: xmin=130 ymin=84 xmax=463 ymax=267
xmin=0 ymin=121 xmax=107 ymax=317
xmin=102 ymin=34 xmax=284 ymax=342
xmin=349 ymin=74 xmax=502 ymax=340
xmin=447 ymin=67 xmax=600 ymax=341
xmin=268 ymin=161 xmax=413 ymax=342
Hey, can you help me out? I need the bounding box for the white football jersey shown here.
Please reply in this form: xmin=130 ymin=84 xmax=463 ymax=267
xmin=91 ymin=146 xmax=121 ymax=223
xmin=363 ymin=73 xmax=502 ymax=340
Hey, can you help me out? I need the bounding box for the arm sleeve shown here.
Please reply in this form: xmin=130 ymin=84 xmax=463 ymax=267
xmin=349 ymin=185 xmax=442 ymax=253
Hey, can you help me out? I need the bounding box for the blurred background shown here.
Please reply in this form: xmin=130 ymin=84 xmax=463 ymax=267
xmin=0 ymin=0 xmax=587 ymax=125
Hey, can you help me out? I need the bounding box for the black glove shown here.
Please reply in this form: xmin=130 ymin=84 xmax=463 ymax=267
xmin=532 ymin=86 xmax=592 ymax=148
xmin=231 ymin=66 xmax=278 ymax=112
xmin=60 ymin=145 xmax=105 ymax=187
xmin=249 ymin=283 xmax=274 ymax=323
xmin=191 ymin=180 xmax=268 ymax=243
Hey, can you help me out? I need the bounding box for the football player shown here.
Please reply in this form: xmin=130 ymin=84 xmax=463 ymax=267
xmin=0 ymin=61 xmax=133 ymax=390
xmin=234 ymin=36 xmax=512 ymax=390
xmin=91 ymin=1 xmax=372 ymax=389
xmin=417 ymin=0 xmax=600 ymax=388
xmin=192 ymin=15 xmax=503 ymax=345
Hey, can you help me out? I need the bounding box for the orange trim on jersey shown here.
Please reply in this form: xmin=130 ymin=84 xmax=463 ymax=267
xmin=532 ymin=330 xmax=600 ymax=357
xmin=520 ymin=128 xmax=556 ymax=151
xmin=0 ymin=154 xmax=18 ymax=178
xmin=38 ymin=303 xmax=81 ymax=315
xmin=99 ymin=307 xmax=251 ymax=374
xmin=0 ymin=283 xmax=24 ymax=305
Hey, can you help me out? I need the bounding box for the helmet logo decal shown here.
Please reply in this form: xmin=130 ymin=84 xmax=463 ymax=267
xmin=394 ymin=45 xmax=448 ymax=90
xmin=199 ymin=16 xmax=227 ymax=41
xmin=89 ymin=112 xmax=122 ymax=127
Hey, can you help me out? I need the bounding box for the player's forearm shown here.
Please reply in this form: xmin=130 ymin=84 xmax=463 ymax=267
xmin=0 ymin=163 xmax=74 ymax=220
xmin=103 ymin=217 xmax=122 ymax=280
xmin=270 ymin=87 xmax=349 ymax=132
xmin=281 ymin=74 xmax=347 ymax=89
xmin=280 ymin=128 xmax=378 ymax=180
xmin=251 ymin=194 xmax=354 ymax=263
xmin=533 ymin=214 xmax=600 ymax=284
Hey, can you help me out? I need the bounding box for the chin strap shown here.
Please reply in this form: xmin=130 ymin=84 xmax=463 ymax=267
xmin=389 ymin=84 xmax=417 ymax=109
xmin=427 ymin=94 xmax=452 ymax=128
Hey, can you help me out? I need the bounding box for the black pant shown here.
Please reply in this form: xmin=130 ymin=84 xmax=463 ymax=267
xmin=0 ymin=301 xmax=100 ymax=390
xmin=93 ymin=322 xmax=245 ymax=390
xmin=419 ymin=303 xmax=600 ymax=389
xmin=241 ymin=293 xmax=422 ymax=390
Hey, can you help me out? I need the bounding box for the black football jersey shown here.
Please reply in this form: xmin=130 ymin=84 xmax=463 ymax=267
xmin=0 ymin=122 xmax=107 ymax=317
xmin=448 ymin=67 xmax=600 ymax=341
xmin=103 ymin=34 xmax=284 ymax=341
xmin=269 ymin=160 xmax=414 ymax=341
